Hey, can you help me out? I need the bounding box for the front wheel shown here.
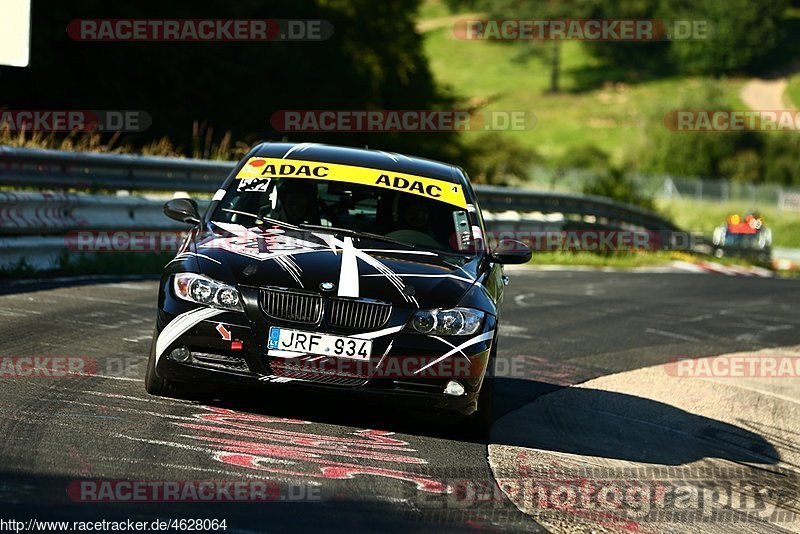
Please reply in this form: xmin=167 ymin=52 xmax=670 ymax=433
xmin=462 ymin=372 xmax=494 ymax=439
xmin=462 ymin=340 xmax=497 ymax=439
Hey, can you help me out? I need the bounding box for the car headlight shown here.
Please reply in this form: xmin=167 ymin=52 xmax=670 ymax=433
xmin=409 ymin=307 xmax=484 ymax=336
xmin=173 ymin=273 xmax=243 ymax=311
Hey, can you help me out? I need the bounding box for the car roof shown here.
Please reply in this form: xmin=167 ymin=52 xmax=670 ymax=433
xmin=252 ymin=142 xmax=464 ymax=184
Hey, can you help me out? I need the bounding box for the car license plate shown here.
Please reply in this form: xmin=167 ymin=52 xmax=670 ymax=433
xmin=268 ymin=327 xmax=372 ymax=360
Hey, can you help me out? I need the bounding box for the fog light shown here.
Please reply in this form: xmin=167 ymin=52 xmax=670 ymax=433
xmin=443 ymin=380 xmax=465 ymax=396
xmin=168 ymin=347 xmax=192 ymax=363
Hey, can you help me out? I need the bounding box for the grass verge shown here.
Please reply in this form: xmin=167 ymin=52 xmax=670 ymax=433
xmin=787 ymin=74 xmax=800 ymax=108
xmin=527 ymin=251 xmax=764 ymax=269
xmin=0 ymin=252 xmax=173 ymax=279
xmin=420 ymin=13 xmax=745 ymax=163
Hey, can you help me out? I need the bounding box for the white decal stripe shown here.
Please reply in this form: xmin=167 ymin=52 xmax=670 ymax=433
xmin=282 ymin=142 xmax=315 ymax=159
xmin=315 ymin=233 xmax=339 ymax=255
xmin=211 ymin=221 xmax=249 ymax=234
xmin=273 ymin=255 xmax=304 ymax=287
xmin=377 ymin=150 xmax=400 ymax=163
xmin=362 ymin=273 xmax=474 ymax=284
xmin=166 ymin=252 xmax=222 ymax=266
xmin=316 ymin=232 xmax=411 ymax=302
xmin=360 ymin=249 xmax=437 ymax=256
xmin=374 ymin=341 xmax=395 ymax=371
xmin=414 ymin=330 xmax=495 ymax=374
xmin=338 ymin=236 xmax=360 ymax=297
xmin=429 ymin=335 xmax=470 ymax=361
xmin=212 ymin=189 xmax=226 ymax=201
xmin=155 ymin=307 xmax=226 ymax=361
xmin=454 ymin=264 xmax=473 ymax=277
xmin=352 ymin=325 xmax=405 ymax=340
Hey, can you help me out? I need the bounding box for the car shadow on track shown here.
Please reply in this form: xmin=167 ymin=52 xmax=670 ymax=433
xmin=489 ymin=377 xmax=780 ymax=466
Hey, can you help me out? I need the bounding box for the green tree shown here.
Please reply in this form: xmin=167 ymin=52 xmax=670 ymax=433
xmin=582 ymin=168 xmax=656 ymax=211
xmin=577 ymin=0 xmax=670 ymax=76
xmin=667 ymin=0 xmax=787 ymax=75
xmin=480 ymin=0 xmax=587 ymax=93
xmin=466 ymin=132 xmax=542 ymax=185
xmin=763 ymin=135 xmax=800 ymax=186
xmin=0 ymin=0 xmax=464 ymax=162
xmin=635 ymin=84 xmax=763 ymax=178
xmin=556 ymin=143 xmax=610 ymax=170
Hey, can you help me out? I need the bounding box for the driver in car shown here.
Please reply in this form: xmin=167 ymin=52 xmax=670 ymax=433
xmin=274 ymin=181 xmax=320 ymax=225
xmin=387 ymin=194 xmax=442 ymax=248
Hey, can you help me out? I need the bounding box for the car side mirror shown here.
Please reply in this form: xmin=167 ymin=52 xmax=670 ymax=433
xmin=491 ymin=239 xmax=532 ymax=264
xmin=164 ymin=198 xmax=201 ymax=225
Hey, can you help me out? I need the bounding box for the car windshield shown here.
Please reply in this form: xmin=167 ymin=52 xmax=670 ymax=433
xmin=209 ymin=177 xmax=481 ymax=255
xmin=724 ymin=232 xmax=760 ymax=248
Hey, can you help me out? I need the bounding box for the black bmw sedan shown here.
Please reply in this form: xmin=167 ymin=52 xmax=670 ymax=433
xmin=145 ymin=142 xmax=530 ymax=432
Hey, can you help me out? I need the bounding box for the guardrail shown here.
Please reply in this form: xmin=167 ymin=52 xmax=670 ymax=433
xmin=0 ymin=146 xmax=681 ymax=270
xmin=0 ymin=146 xmax=679 ymax=230
xmin=0 ymin=146 xmax=231 ymax=192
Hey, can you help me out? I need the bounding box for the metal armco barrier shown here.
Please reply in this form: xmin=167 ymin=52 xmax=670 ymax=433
xmin=0 ymin=191 xmax=209 ymax=235
xmin=473 ymin=185 xmax=677 ymax=232
xmin=0 ymin=146 xmax=231 ymax=192
xmin=0 ymin=146 xmax=679 ymax=270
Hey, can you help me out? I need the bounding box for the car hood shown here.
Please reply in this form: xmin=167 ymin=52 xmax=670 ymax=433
xmin=189 ymin=222 xmax=480 ymax=309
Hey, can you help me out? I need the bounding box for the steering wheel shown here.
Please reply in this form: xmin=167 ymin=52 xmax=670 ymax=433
xmin=384 ymin=229 xmax=441 ymax=249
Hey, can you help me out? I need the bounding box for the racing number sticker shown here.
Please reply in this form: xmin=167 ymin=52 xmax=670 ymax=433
xmin=235 ymin=157 xmax=467 ymax=208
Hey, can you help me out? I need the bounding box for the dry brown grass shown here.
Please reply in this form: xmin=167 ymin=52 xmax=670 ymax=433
xmin=0 ymin=121 xmax=251 ymax=161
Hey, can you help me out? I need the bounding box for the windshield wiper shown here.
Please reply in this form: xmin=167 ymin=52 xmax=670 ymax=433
xmin=297 ymin=223 xmax=417 ymax=249
xmin=218 ymin=209 xmax=299 ymax=230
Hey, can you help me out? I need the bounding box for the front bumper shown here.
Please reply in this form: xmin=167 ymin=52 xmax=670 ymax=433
xmin=153 ymin=283 xmax=496 ymax=416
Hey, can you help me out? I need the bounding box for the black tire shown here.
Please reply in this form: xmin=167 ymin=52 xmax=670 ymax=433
xmin=462 ymin=340 xmax=497 ymax=439
xmin=144 ymin=328 xmax=179 ymax=397
xmin=463 ymin=372 xmax=494 ymax=439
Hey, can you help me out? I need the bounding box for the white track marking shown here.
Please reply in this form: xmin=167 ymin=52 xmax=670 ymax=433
xmin=84 ymin=374 xmax=141 ymax=382
xmin=645 ymin=328 xmax=700 ymax=342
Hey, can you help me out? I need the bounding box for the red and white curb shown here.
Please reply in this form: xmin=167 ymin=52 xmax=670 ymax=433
xmin=670 ymin=261 xmax=773 ymax=277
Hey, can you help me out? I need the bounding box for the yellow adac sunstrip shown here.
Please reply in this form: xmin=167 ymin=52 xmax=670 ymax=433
xmin=235 ymin=157 xmax=467 ymax=208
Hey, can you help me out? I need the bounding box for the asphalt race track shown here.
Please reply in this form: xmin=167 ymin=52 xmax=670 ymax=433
xmin=1 ymin=270 xmax=799 ymax=532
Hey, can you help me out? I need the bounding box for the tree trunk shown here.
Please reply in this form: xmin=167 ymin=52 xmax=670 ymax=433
xmin=549 ymin=40 xmax=561 ymax=93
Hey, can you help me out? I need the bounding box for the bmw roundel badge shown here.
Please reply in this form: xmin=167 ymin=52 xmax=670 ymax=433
xmin=320 ymin=282 xmax=336 ymax=292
